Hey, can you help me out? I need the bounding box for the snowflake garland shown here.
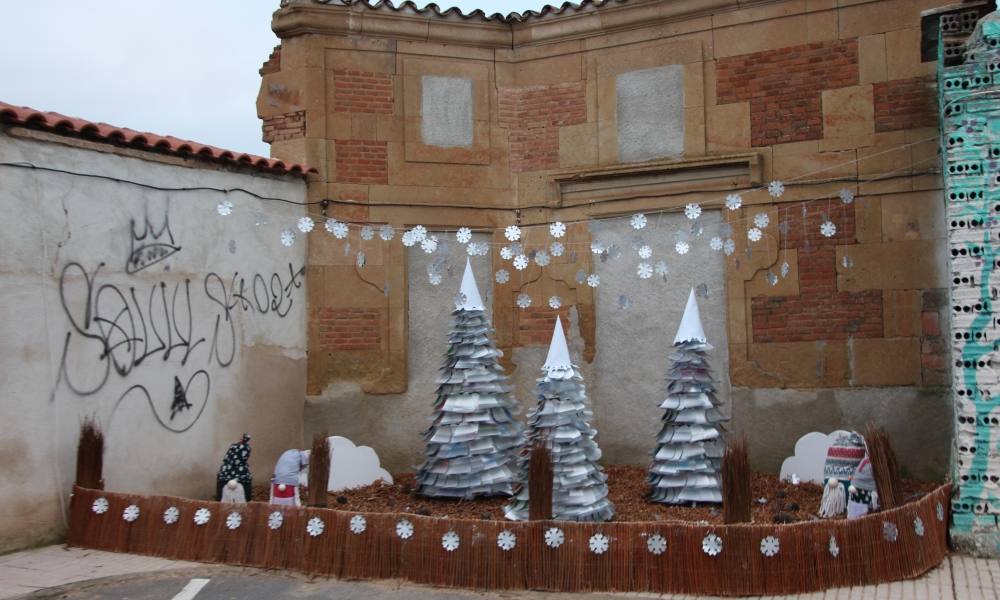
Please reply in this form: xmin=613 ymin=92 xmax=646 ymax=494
xmin=456 ymin=227 xmax=472 ymax=243
xmin=497 ymin=530 xmax=517 ymax=551
xmin=723 ymin=239 xmax=736 ymax=255
xmin=500 ymin=246 xmax=514 ymax=260
xmin=226 ymin=512 xmax=242 ymax=530
xmin=379 ymin=225 xmax=395 ymax=241
xmin=638 ymin=245 xmax=652 ymax=259
xmin=495 ymin=269 xmax=510 ymax=284
xmin=421 ymin=236 xmax=439 ymax=254
xmin=646 ymin=534 xmax=667 ymax=555
xmin=725 ymin=193 xmax=743 ymax=211
xmin=754 ymin=212 xmax=770 ymax=229
xmin=702 ymin=533 xmax=722 ymax=556
xmin=549 ymin=221 xmax=566 ymax=238
xmin=349 ymin=515 xmax=367 ymax=535
xmin=839 ymin=188 xmax=855 ymax=204
xmin=92 ymin=497 xmax=109 ymax=515
xmin=760 ymin=536 xmax=780 ymax=557
xmin=675 ymin=241 xmax=690 ymax=255
xmin=194 ymin=508 xmax=211 ymax=526
xmin=267 ymin=511 xmax=284 ymax=530
xmin=396 ymin=519 xmax=414 ymax=539
xmin=637 ymin=263 xmax=653 ymax=279
xmin=306 ymin=517 xmax=325 ymax=537
xmin=331 ymin=221 xmax=350 ymax=239
xmin=163 ymin=506 xmax=180 ymax=525
xmin=549 ymin=296 xmax=562 ymax=309
xmin=360 ymin=225 xmax=375 ymax=241
xmin=768 ymin=180 xmax=785 ymax=198
xmin=535 ymin=251 xmax=551 ymax=267
xmin=504 ymin=225 xmax=522 ymax=241
xmin=516 ymin=293 xmax=532 ymax=309
xmin=589 ymin=533 xmax=610 ymax=555
xmin=545 ymin=527 xmax=565 ymax=548
xmin=123 ymin=504 xmax=140 ymax=523
xmin=684 ymin=203 xmax=702 ymax=220
xmin=513 ymin=255 xmax=529 ymax=270
xmin=820 ymin=221 xmax=837 ymax=237
xmin=747 ymin=228 xmax=762 ymax=242
xmin=297 ymin=217 xmax=315 ymax=233
xmin=710 ymin=237 xmax=723 ymax=251
xmin=411 ymin=225 xmax=428 ymax=242
xmin=550 ymin=241 xmax=565 ymax=257
xmin=586 ymin=273 xmax=600 ymax=288
xmin=280 ymin=229 xmax=295 ymax=247
xmin=630 ymin=213 xmax=647 ymax=230
xmin=442 ymin=530 xmax=460 ymax=552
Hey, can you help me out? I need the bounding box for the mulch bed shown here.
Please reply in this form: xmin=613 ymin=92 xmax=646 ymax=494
xmin=253 ymin=466 xmax=937 ymax=524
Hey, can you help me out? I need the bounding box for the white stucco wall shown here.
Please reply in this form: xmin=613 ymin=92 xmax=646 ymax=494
xmin=0 ymin=130 xmax=309 ymax=552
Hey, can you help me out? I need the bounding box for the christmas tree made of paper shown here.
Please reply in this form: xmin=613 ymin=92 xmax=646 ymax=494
xmin=505 ymin=317 xmax=614 ymax=521
xmin=416 ymin=258 xmax=523 ymax=499
xmin=648 ymin=289 xmax=727 ymax=504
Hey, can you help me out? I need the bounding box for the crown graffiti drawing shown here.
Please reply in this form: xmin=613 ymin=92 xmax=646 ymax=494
xmin=127 ymin=207 xmax=181 ymax=273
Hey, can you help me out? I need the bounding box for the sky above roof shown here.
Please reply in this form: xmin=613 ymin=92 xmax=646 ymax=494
xmin=0 ymin=1 xmax=545 ymax=156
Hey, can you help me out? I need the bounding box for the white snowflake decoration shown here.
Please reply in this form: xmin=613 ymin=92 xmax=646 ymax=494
xmin=280 ymin=229 xmax=295 ymax=247
xmin=297 ymin=217 xmax=315 ymax=233
xmin=442 ymin=530 xmax=460 ymax=552
xmin=123 ymin=504 xmax=140 ymax=523
xmin=754 ymin=212 xmax=770 ymax=229
xmin=914 ymin=516 xmax=925 ymax=537
xmin=936 ymin=502 xmax=945 ymax=522
xmin=637 ymin=263 xmax=653 ymax=279
xmin=638 ymin=245 xmax=652 ymax=259
xmin=306 ymin=517 xmax=325 ymax=537
xmin=702 ymin=533 xmax=723 ymax=556
xmin=512 ymin=255 xmax=528 ymax=270
xmin=630 ymin=213 xmax=647 ymax=230
xmin=472 ymin=244 xmax=491 ymax=259
xmin=747 ymin=227 xmax=762 ymax=242
xmin=550 ymin=241 xmax=564 ymax=257
xmin=401 ymin=230 xmax=416 ymax=247
xmin=544 ymin=527 xmax=564 ymax=548
xmin=516 ymin=293 xmax=532 ymax=309
xmin=421 ymin=236 xmax=438 ymax=254
xmin=590 ymin=240 xmax=605 ymax=255
xmin=396 ymin=519 xmax=414 ymax=540
xmin=226 ymin=511 xmax=242 ymax=530
xmin=428 ymin=272 xmax=442 ymax=286
xmin=535 ymin=251 xmax=551 ymax=267
xmin=500 ymin=246 xmax=514 ymax=260
xmin=646 ymin=534 xmax=667 ymax=555
xmin=267 ymin=511 xmax=284 ymax=530
xmin=495 ymin=269 xmax=510 ymax=284
xmin=655 ymin=261 xmax=669 ymax=276
xmin=497 ymin=530 xmax=517 ymax=551
xmin=589 ymin=533 xmax=610 ymax=555
xmin=548 ymin=296 xmax=562 ymax=309
xmin=504 ymin=225 xmax=521 ymax=241
xmin=163 ymin=506 xmax=180 ymax=525
xmin=464 ymin=242 xmax=478 ymax=256
xmin=194 ymin=508 xmax=211 ymax=526
xmin=456 ymin=227 xmax=472 ymax=243
xmin=829 ymin=535 xmax=840 ymax=557
xmin=332 ymin=221 xmax=350 ymax=239
xmin=586 ymin=273 xmax=600 ymax=288
xmin=379 ymin=225 xmax=395 ymax=241
xmin=92 ymin=497 xmax=109 ymax=515
xmin=768 ymin=180 xmax=785 ymax=198
xmin=839 ymin=188 xmax=855 ymax=204
xmin=684 ymin=203 xmax=702 ymax=220
xmin=217 ymin=200 xmax=233 ymax=216
xmin=411 ymin=225 xmax=428 ymax=242
xmin=760 ymin=536 xmax=780 ymax=557
xmin=675 ymin=241 xmax=690 ymax=255
xmin=725 ymin=193 xmax=743 ymax=211
xmin=360 ymin=225 xmax=375 ymax=241
xmin=723 ymin=239 xmax=736 ymax=255
xmin=549 ymin=221 xmax=566 ymax=238
xmin=710 ymin=237 xmax=723 ymax=251
xmin=820 ymin=220 xmax=837 ymax=237
xmin=349 ymin=515 xmax=367 ymax=535
xmin=883 ymin=522 xmax=899 ymax=542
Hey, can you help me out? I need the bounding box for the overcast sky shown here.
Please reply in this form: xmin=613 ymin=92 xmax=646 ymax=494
xmin=0 ymin=1 xmax=543 ymax=157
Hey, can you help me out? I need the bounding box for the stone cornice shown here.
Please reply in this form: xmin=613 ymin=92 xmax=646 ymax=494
xmin=272 ymin=0 xmax=772 ymax=49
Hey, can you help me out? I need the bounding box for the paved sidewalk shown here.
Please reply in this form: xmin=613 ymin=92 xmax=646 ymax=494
xmin=0 ymin=545 xmax=997 ymax=599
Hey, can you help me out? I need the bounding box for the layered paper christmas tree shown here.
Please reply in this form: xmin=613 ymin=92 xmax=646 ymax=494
xmin=505 ymin=317 xmax=614 ymax=521
xmin=416 ymin=258 xmax=523 ymax=499
xmin=648 ymin=289 xmax=727 ymax=504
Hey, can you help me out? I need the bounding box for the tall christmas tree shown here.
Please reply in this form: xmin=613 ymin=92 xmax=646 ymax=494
xmin=648 ymin=289 xmax=727 ymax=504
xmin=505 ymin=317 xmax=614 ymax=522
xmin=416 ymin=258 xmax=523 ymax=499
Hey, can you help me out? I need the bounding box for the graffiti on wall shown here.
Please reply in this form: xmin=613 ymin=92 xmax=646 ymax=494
xmin=126 ymin=208 xmax=182 ymax=274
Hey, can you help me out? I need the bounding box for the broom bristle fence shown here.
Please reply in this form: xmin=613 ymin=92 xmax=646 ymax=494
xmin=527 ymin=440 xmax=553 ymax=521
xmin=75 ymin=418 xmax=104 ymax=490
xmin=308 ymin=433 xmax=330 ymax=508
xmin=721 ymin=435 xmax=751 ymax=524
xmin=865 ymin=424 xmax=904 ymax=510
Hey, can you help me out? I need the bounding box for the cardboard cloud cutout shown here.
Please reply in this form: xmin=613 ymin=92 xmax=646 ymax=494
xmin=780 ymin=430 xmax=851 ymax=484
xmin=326 ymin=435 xmax=393 ymax=492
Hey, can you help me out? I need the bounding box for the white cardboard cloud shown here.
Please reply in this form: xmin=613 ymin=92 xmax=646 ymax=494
xmin=779 ymin=430 xmax=851 ymax=484
xmin=326 ymin=435 xmax=393 ymax=492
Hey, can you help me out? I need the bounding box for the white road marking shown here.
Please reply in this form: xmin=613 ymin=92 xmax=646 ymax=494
xmin=171 ymin=578 xmax=210 ymax=600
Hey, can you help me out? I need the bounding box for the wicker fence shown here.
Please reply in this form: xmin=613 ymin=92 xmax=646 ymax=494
xmin=68 ymin=484 xmax=951 ymax=596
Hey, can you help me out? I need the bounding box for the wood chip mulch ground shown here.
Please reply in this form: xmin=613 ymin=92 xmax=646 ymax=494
xmin=254 ymin=466 xmax=938 ymax=524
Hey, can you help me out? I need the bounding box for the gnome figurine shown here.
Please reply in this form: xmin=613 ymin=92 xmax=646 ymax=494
xmin=846 ymin=455 xmax=878 ymax=519
xmin=817 ymin=431 xmax=865 ymax=518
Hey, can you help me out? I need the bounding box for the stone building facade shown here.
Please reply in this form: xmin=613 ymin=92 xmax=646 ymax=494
xmin=258 ymin=0 xmax=955 ymax=479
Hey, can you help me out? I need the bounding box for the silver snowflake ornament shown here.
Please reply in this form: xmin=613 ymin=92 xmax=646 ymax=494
xmin=760 ymin=536 xmax=779 ymax=557
xmin=401 ymin=231 xmax=416 ymax=247
xmin=914 ymin=516 xmax=925 ymax=537
xmin=589 ymin=533 xmax=610 ymax=555
xmin=754 ymin=212 xmax=770 ymax=228
xmin=396 ymin=519 xmax=414 ymax=539
xmin=675 ymin=241 xmax=690 ymax=255
xmin=544 ymin=527 xmax=564 ymax=548
xmin=549 ymin=221 xmax=566 ymax=238
xmin=226 ymin=511 xmax=242 ymax=530
xmin=820 ymin=221 xmax=837 ymax=237
xmin=500 ymin=246 xmax=514 ymax=260
xmin=123 ymin=504 xmax=140 ymax=523
xmin=421 ymin=235 xmax=438 ymax=254
xmin=379 ymin=224 xmax=395 ymax=241
xmin=768 ymin=180 xmax=785 ymax=198
xmin=504 ymin=225 xmax=521 ymax=241
xmin=163 ymin=506 xmax=180 ymax=525
xmin=297 ymin=217 xmax=315 ymax=233
xmin=550 ymin=241 xmax=564 ymax=257
xmin=495 ymin=269 xmax=510 ymax=284
xmin=586 ymin=273 xmax=600 ymax=288
xmin=516 ymin=293 xmax=531 ymax=309
xmin=829 ymin=535 xmax=840 ymax=557
xmin=638 ymin=245 xmax=652 ymax=259
xmin=710 ymin=237 xmax=723 ymax=251
xmin=684 ymin=203 xmax=702 ymax=220
xmin=548 ymin=296 xmax=562 ymax=309
xmin=267 ymin=511 xmax=283 ymax=530
xmin=194 ymin=508 xmax=211 ymax=526
xmin=411 ymin=225 xmax=428 ymax=242
xmin=217 ymin=200 xmax=233 ymax=216
xmin=637 ymin=263 xmax=653 ymax=279
xmin=360 ymin=225 xmax=375 ymax=240
xmin=306 ymin=517 xmax=325 ymax=537
xmin=535 ymin=250 xmax=551 ymax=266
xmin=747 ymin=227 xmax=762 ymax=242
xmin=725 ymin=193 xmax=742 ymax=211
xmin=839 ymin=188 xmax=855 ymax=204
xmin=442 ymin=530 xmax=460 ymax=552
xmin=702 ymin=533 xmax=722 ymax=556
xmin=513 ymin=254 xmax=529 ymax=270
xmin=723 ymin=239 xmax=736 ymax=256
xmin=590 ymin=240 xmax=605 ymax=255
xmin=92 ymin=497 xmax=109 ymax=515
xmin=456 ymin=227 xmax=472 ymax=243
xmin=630 ymin=213 xmax=647 ymax=230
xmin=280 ymin=229 xmax=295 ymax=247
xmin=497 ymin=530 xmax=516 ymax=551
xmin=331 ymin=221 xmax=350 ymax=239
xmin=646 ymin=534 xmax=667 ymax=555
xmin=349 ymin=515 xmax=367 ymax=535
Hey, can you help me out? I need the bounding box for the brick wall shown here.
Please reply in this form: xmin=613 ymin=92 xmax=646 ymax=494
xmin=318 ymin=308 xmax=382 ymax=351
xmin=515 ymin=306 xmax=571 ymax=346
xmin=717 ymin=40 xmax=859 ymax=147
xmin=333 ymin=69 xmax=394 ymax=114
xmin=921 ymin=289 xmax=949 ymax=385
xmin=499 ymin=82 xmax=586 ymax=172
xmin=751 ymin=199 xmax=884 ymax=343
xmin=874 ymin=76 xmax=937 ymax=132
xmin=262 ymin=110 xmax=306 ymax=143
xmin=335 ymin=139 xmax=388 ymax=184
xmin=259 ymin=45 xmax=281 ymax=75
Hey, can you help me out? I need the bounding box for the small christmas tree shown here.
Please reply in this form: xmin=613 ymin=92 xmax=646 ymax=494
xmin=416 ymin=258 xmax=522 ymax=499
xmin=648 ymin=289 xmax=727 ymax=504
xmin=505 ymin=317 xmax=614 ymax=522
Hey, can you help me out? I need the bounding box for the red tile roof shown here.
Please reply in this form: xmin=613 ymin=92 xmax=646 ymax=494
xmin=285 ymin=0 xmax=631 ymax=22
xmin=0 ymin=101 xmax=314 ymax=177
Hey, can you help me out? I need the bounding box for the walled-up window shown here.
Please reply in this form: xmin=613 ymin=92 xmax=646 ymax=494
xmin=421 ymin=75 xmax=474 ymax=148
xmin=616 ymin=65 xmax=684 ymax=162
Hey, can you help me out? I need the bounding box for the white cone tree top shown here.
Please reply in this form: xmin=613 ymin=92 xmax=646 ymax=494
xmin=673 ymin=288 xmax=707 ymax=345
xmin=542 ymin=317 xmax=574 ymax=376
xmin=457 ymin=257 xmax=485 ymax=311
